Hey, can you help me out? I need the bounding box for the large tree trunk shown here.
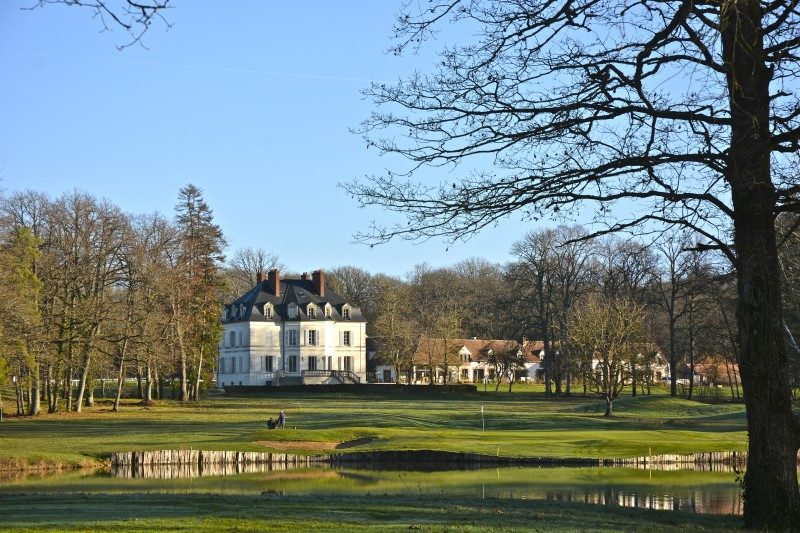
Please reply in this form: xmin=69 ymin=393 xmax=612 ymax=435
xmin=723 ymin=0 xmax=800 ymax=526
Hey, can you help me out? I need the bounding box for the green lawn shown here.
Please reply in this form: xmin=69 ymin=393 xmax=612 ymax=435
xmin=0 ymin=491 xmax=743 ymax=532
xmin=0 ymin=388 xmax=747 ymax=469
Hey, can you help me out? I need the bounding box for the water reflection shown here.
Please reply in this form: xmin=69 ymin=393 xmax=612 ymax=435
xmin=0 ymin=463 xmax=749 ymax=516
xmin=522 ymin=486 xmax=742 ymax=516
xmin=110 ymin=460 xmax=300 ymax=479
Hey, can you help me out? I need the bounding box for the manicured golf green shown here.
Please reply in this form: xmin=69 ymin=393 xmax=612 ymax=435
xmin=0 ymin=388 xmax=748 ymax=469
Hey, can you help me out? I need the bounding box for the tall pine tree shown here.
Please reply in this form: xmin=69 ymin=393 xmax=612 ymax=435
xmin=172 ymin=185 xmax=225 ymax=401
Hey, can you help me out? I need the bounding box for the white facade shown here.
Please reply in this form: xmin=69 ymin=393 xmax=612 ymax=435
xmin=217 ymin=270 xmax=368 ymax=386
xmin=217 ymin=320 xmax=367 ymax=386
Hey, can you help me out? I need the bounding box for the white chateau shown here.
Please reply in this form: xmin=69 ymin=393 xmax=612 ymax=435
xmin=218 ymin=269 xmax=367 ymax=386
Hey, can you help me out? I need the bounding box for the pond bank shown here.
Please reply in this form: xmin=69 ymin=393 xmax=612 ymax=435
xmin=108 ymin=448 xmax=753 ymax=478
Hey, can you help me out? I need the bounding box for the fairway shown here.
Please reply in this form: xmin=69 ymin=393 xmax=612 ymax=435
xmin=0 ymin=388 xmax=748 ymax=470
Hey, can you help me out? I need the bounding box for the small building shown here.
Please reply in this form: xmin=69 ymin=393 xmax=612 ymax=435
xmin=218 ymin=269 xmax=367 ymax=386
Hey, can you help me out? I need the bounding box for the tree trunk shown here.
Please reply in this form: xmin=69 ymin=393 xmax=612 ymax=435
xmin=175 ymin=322 xmax=190 ymax=402
xmin=46 ymin=364 xmax=53 ymax=414
xmin=604 ymin=395 xmax=612 ymax=417
xmin=74 ymin=341 xmax=92 ymax=413
xmin=15 ymin=380 xmax=23 ymax=416
xmin=85 ymin=383 xmax=94 ymax=408
xmin=722 ymin=0 xmax=800 ymax=525
xmin=144 ymin=364 xmax=153 ymax=403
xmin=136 ymin=368 xmax=144 ymax=399
xmin=193 ymin=344 xmax=205 ymax=401
xmin=65 ymin=365 xmax=73 ymax=413
xmin=113 ymin=355 xmax=125 ymax=411
xmin=29 ymin=360 xmax=41 ymax=416
xmin=668 ymin=318 xmax=677 ymax=397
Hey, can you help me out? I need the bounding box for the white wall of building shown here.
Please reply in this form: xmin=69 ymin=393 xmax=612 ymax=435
xmin=217 ymin=320 xmax=367 ymax=386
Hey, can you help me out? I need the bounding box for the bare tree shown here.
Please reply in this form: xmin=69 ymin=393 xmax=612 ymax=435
xmin=346 ymin=1 xmax=800 ymax=524
xmin=27 ymin=0 xmax=172 ymax=50
xmin=649 ymin=232 xmax=695 ymax=396
xmin=225 ymin=247 xmax=281 ymax=299
xmin=571 ymin=296 xmax=648 ymax=416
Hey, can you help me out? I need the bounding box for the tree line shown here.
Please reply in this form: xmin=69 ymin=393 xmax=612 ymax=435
xmin=0 ymin=185 xmax=224 ymax=416
xmin=329 ymin=224 xmax=800 ymax=407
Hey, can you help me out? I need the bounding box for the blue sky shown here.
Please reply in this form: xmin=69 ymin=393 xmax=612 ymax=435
xmin=0 ymin=1 xmax=541 ymax=276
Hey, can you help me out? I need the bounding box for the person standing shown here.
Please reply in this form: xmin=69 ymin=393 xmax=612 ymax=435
xmin=278 ymin=410 xmax=286 ymax=429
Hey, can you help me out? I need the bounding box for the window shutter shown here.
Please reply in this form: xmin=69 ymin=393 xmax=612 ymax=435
xmin=339 ymin=331 xmax=343 ymax=346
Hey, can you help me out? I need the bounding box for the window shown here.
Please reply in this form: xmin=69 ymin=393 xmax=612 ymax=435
xmin=307 ymin=330 xmax=318 ymax=346
xmin=261 ymin=356 xmax=273 ymax=373
xmin=266 ymin=331 xmax=273 ymax=346
xmin=231 ymin=358 xmax=236 ymax=374
xmin=342 ymin=356 xmax=353 ymax=372
xmin=308 ymin=357 xmax=317 ymax=371
xmin=288 ymin=304 xmax=297 ymax=319
xmin=307 ymin=305 xmax=317 ymax=319
xmin=238 ymin=331 xmax=243 ymax=346
xmin=288 ymin=356 xmax=298 ymax=373
xmin=264 ymin=305 xmax=273 ymax=319
xmin=343 ymin=331 xmax=351 ymax=346
xmin=288 ymin=330 xmax=298 ymax=346
xmin=324 ymin=305 xmax=332 ymax=319
xmin=342 ymin=306 xmax=351 ymax=320
xmin=219 ymin=358 xmax=226 ymax=374
xmin=229 ymin=331 xmax=235 ymax=348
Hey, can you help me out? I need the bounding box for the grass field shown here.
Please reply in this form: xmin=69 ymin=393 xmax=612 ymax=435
xmin=0 ymin=490 xmax=747 ymax=532
xmin=0 ymin=387 xmax=748 ymax=469
xmin=0 ymin=491 xmax=746 ymax=532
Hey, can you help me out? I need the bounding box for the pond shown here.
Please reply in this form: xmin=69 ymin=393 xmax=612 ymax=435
xmin=0 ymin=463 xmax=744 ymax=516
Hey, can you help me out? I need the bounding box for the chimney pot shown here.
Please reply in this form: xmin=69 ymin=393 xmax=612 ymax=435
xmin=301 ymin=272 xmax=309 ymax=280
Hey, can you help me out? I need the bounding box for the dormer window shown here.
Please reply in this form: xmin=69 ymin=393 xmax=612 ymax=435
xmin=324 ymin=304 xmax=332 ymax=319
xmin=288 ymin=303 xmax=297 ymax=319
xmin=307 ymin=304 xmax=317 ymax=319
xmin=264 ymin=303 xmax=274 ymax=320
xmin=342 ymin=305 xmax=351 ymax=320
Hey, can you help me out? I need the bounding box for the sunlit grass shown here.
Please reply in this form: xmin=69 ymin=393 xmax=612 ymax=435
xmin=0 ymin=389 xmax=747 ymax=468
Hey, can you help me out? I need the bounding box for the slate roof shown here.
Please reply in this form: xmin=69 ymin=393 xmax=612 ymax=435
xmin=222 ymin=278 xmax=365 ymax=323
xmin=412 ymin=337 xmax=525 ymax=365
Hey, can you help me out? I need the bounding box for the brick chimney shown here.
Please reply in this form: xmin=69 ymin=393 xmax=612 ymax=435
xmin=312 ymin=270 xmax=325 ymax=297
xmin=267 ymin=269 xmax=281 ymax=297
xmin=256 ymin=270 xmax=266 ymax=283
xmin=301 ymin=272 xmax=309 ymax=280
